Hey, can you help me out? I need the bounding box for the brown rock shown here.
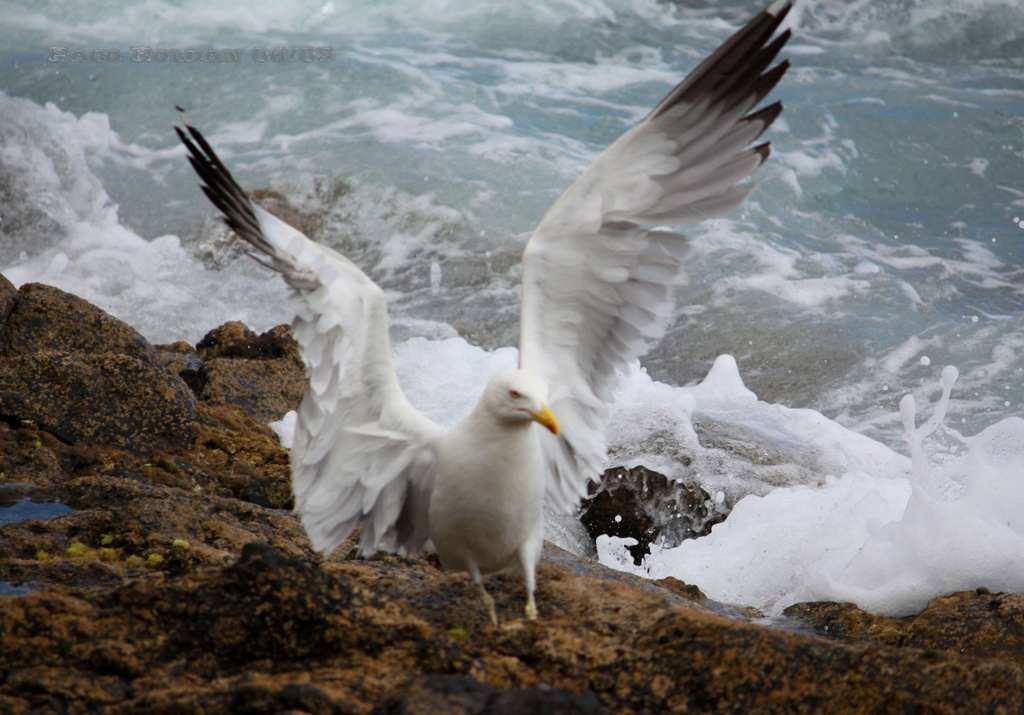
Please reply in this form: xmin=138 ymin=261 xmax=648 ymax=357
xmin=0 ymin=273 xmax=16 ymax=326
xmin=2 ymin=526 xmax=1023 ymax=713
xmin=0 ymin=283 xmax=152 ymax=359
xmin=193 ymin=322 xmax=306 ymax=423
xmin=786 ymin=591 xmax=1024 ymax=668
xmin=377 ymin=674 xmax=607 ymax=714
xmin=3 ymin=421 xmax=1024 ymax=715
xmin=1 ymin=287 xmax=1023 ymax=713
xmin=0 ymin=352 xmax=195 ymax=453
xmin=0 ymin=282 xmax=194 ymax=453
xmin=196 ymin=321 xmax=301 ymax=362
xmin=198 ymin=357 xmax=305 ymax=423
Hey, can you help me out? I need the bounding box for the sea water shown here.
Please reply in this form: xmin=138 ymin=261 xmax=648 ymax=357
xmin=2 ymin=0 xmax=1023 ymax=615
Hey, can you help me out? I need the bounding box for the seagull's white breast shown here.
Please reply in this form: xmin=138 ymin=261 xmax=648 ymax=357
xmin=429 ymin=419 xmax=546 ymax=574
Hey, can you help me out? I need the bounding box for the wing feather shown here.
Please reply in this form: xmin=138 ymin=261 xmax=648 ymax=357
xmin=177 ymin=123 xmax=442 ymax=556
xmin=520 ymin=1 xmax=792 ymax=512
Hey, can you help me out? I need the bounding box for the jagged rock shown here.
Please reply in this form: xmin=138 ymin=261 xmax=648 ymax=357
xmin=187 ymin=322 xmax=306 ymax=423
xmin=0 ymin=398 xmax=289 ymax=524
xmin=580 ymin=465 xmax=724 ymax=564
xmin=153 ymin=340 xmax=205 ymax=394
xmin=196 ymin=321 xmax=301 ymax=363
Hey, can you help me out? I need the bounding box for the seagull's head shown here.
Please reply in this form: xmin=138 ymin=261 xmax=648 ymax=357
xmin=485 ymin=369 xmax=560 ymax=435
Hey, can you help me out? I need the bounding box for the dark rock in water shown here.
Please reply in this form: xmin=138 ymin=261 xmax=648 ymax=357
xmin=0 ymin=351 xmax=195 ymax=453
xmin=0 ymin=282 xmax=152 ymax=360
xmin=191 ymin=322 xmax=306 ymax=423
xmin=579 ymin=465 xmax=724 ymax=564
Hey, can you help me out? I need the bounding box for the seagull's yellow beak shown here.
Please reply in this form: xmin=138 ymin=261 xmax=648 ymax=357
xmin=531 ymin=405 xmax=560 ymax=435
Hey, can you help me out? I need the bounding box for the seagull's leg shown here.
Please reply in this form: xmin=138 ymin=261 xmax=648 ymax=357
xmin=468 ymin=562 xmax=498 ymax=625
xmin=517 ymin=537 xmax=541 ymax=621
xmin=523 ymin=566 xmax=538 ymax=621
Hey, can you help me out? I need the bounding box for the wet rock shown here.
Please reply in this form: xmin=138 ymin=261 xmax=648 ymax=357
xmin=785 ymin=590 xmax=1024 ymax=667
xmin=580 ymin=466 xmax=724 ymax=564
xmin=0 ymin=283 xmax=152 ymax=360
xmin=0 ymin=352 xmax=195 ymax=453
xmin=191 ymin=322 xmax=306 ymax=423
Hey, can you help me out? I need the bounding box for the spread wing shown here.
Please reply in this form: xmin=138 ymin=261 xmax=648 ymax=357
xmin=177 ymin=123 xmax=442 ymax=556
xmin=520 ymin=0 xmax=792 ymax=512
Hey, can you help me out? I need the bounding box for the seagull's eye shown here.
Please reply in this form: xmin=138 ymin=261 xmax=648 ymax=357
xmin=509 ymin=389 xmax=521 ymax=399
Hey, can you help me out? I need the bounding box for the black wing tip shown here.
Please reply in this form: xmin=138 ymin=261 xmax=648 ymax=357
xmin=759 ymin=59 xmax=791 ymax=89
xmin=174 ymin=118 xmax=262 ymax=240
xmin=767 ymin=28 xmax=793 ymax=54
xmin=753 ymin=142 xmax=771 ymax=163
xmin=746 ymin=100 xmax=784 ymax=127
xmin=649 ymin=1 xmax=791 ymax=120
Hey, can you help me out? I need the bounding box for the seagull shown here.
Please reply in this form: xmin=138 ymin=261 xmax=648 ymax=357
xmin=177 ymin=0 xmax=791 ymax=625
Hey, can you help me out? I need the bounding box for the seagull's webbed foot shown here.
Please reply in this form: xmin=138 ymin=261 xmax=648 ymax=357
xmin=479 ymin=584 xmax=498 ymax=626
xmin=525 ymin=595 xmax=538 ymax=621
xmin=469 ymin=564 xmax=498 ymax=625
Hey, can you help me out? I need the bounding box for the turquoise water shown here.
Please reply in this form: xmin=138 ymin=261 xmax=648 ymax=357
xmin=0 ymin=0 xmax=1022 ymax=446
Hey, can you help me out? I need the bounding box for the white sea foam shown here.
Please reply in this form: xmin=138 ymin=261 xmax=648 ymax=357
xmin=600 ymin=366 xmax=1024 ymax=617
xmin=0 ymin=91 xmax=293 ymax=343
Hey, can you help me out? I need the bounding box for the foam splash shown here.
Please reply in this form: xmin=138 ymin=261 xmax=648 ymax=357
xmin=606 ymin=365 xmax=1024 ymax=617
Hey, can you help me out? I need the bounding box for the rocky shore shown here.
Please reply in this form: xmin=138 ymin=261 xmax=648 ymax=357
xmin=1 ymin=277 xmax=1022 ymax=713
